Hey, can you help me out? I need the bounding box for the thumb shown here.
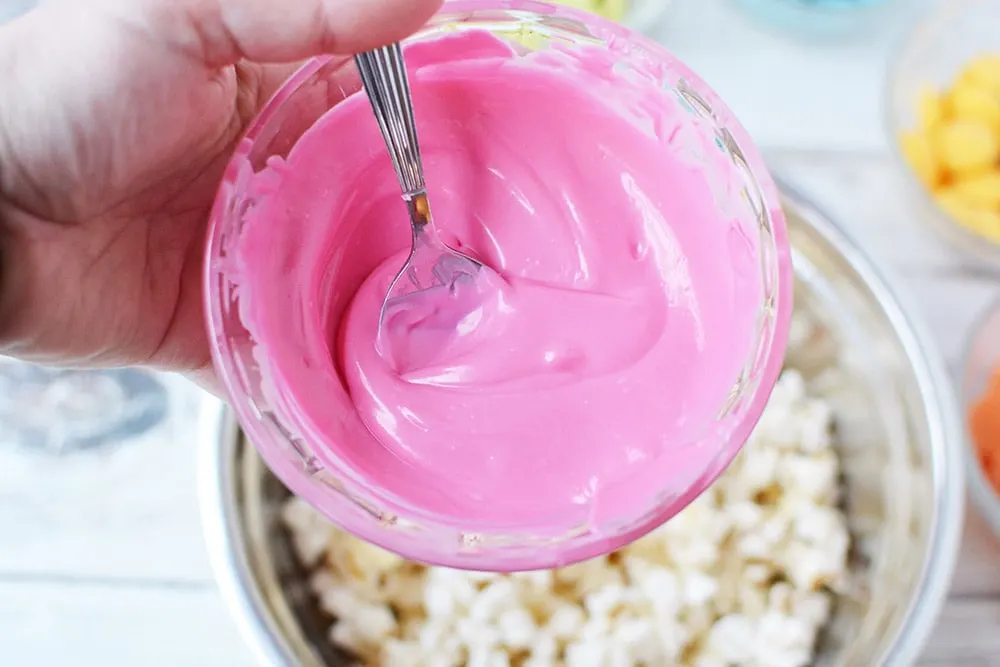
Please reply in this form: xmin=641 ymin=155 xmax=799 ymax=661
xmin=143 ymin=0 xmax=444 ymax=67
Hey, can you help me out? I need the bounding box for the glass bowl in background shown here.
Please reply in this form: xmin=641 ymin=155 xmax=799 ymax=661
xmin=205 ymin=0 xmax=792 ymax=571
xmin=962 ymin=295 xmax=1000 ymax=540
xmin=0 ymin=358 xmax=169 ymax=454
xmin=886 ymin=0 xmax=1000 ymax=265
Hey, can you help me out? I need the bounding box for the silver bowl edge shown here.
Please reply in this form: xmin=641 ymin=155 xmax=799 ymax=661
xmin=197 ymin=176 xmax=966 ymax=667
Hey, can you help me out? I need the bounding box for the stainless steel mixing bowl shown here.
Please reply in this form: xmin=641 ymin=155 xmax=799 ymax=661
xmin=199 ymin=180 xmax=965 ymax=667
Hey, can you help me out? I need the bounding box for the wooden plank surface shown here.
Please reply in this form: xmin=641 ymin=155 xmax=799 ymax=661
xmin=0 ymin=375 xmax=214 ymax=584
xmin=919 ymin=599 xmax=1000 ymax=665
xmin=0 ymin=580 xmax=255 ymax=667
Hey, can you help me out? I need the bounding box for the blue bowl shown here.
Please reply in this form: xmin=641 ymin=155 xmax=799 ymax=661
xmin=736 ymin=0 xmax=897 ymax=37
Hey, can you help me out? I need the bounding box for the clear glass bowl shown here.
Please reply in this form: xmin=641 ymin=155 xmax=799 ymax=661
xmin=0 ymin=359 xmax=169 ymax=454
xmin=885 ymin=0 xmax=1000 ymax=265
xmin=962 ymin=295 xmax=1000 ymax=540
xmin=205 ymin=0 xmax=792 ymax=570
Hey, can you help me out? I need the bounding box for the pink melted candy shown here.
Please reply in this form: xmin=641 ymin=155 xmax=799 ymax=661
xmin=231 ymin=31 xmax=774 ymax=543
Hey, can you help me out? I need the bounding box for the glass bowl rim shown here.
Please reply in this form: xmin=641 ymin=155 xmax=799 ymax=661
xmin=202 ymin=0 xmax=794 ymax=569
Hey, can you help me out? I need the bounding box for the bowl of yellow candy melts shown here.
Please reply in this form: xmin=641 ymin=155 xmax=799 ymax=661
xmin=888 ymin=0 xmax=1000 ymax=260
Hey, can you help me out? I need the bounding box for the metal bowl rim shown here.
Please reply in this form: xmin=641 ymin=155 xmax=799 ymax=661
xmin=197 ymin=176 xmax=966 ymax=667
xmin=775 ymin=176 xmax=965 ymax=666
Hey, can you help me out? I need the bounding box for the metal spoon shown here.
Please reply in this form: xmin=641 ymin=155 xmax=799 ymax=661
xmin=354 ymin=44 xmax=484 ymax=336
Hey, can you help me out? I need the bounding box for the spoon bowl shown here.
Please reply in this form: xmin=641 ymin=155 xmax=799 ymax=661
xmin=353 ymin=45 xmax=486 ymax=347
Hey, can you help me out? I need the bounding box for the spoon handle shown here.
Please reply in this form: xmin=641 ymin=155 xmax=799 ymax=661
xmin=354 ymin=44 xmax=426 ymax=198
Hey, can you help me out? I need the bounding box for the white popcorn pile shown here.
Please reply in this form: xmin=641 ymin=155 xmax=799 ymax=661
xmin=281 ymin=370 xmax=851 ymax=667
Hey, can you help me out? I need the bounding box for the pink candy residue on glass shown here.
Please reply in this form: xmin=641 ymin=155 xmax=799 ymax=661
xmin=225 ymin=30 xmax=786 ymax=560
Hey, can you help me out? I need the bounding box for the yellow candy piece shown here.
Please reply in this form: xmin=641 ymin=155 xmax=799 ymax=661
xmin=935 ymin=119 xmax=1000 ymax=175
xmin=950 ymin=82 xmax=1000 ymax=133
xmin=917 ymin=86 xmax=947 ymax=131
xmin=501 ymin=27 xmax=549 ymax=51
xmin=959 ymin=55 xmax=1000 ymax=96
xmin=936 ymin=190 xmax=1000 ymax=242
xmin=899 ymin=130 xmax=941 ymax=188
xmin=552 ymin=0 xmax=628 ymax=21
xmin=951 ymin=171 xmax=1000 ymax=210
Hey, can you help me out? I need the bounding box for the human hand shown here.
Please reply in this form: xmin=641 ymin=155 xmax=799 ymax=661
xmin=0 ymin=0 xmax=442 ymax=389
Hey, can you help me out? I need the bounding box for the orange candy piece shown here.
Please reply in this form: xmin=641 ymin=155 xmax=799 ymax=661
xmin=971 ymin=367 xmax=1000 ymax=493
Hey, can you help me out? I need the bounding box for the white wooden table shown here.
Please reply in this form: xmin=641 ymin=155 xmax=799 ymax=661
xmin=2 ymin=0 xmax=1000 ymax=665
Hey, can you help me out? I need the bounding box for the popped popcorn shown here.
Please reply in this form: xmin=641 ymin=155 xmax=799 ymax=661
xmin=280 ymin=368 xmax=851 ymax=667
